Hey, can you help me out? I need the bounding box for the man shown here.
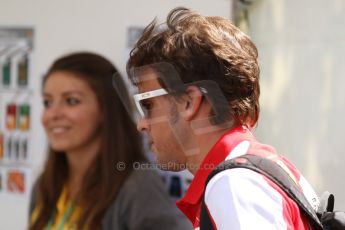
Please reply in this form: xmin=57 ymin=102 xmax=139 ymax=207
xmin=124 ymin=7 xmax=320 ymax=230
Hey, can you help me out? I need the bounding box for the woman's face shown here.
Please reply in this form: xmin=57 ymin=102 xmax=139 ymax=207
xmin=42 ymin=71 xmax=103 ymax=154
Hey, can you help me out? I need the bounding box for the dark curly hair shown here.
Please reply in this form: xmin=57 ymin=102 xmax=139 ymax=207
xmin=127 ymin=7 xmax=260 ymax=127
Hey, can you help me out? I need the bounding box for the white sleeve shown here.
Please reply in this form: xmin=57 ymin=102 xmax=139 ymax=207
xmin=205 ymin=168 xmax=289 ymax=230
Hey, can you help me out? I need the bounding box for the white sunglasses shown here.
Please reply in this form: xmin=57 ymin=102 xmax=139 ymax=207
xmin=133 ymin=88 xmax=168 ymax=118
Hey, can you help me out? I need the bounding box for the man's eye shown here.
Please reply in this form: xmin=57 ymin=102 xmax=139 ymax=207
xmin=66 ymin=98 xmax=80 ymax=105
xmin=141 ymin=100 xmax=152 ymax=110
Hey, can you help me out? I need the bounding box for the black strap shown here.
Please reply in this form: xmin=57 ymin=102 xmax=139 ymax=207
xmin=200 ymin=196 xmax=214 ymax=230
xmin=200 ymin=154 xmax=323 ymax=230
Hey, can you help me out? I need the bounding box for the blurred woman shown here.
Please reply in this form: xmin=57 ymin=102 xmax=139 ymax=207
xmin=29 ymin=52 xmax=186 ymax=230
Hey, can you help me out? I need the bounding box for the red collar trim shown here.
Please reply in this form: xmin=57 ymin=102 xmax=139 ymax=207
xmin=176 ymin=126 xmax=255 ymax=224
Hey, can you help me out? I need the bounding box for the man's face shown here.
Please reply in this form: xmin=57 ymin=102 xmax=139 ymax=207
xmin=135 ymin=69 xmax=188 ymax=171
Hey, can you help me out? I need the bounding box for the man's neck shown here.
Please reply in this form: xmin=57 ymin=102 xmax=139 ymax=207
xmin=186 ymin=128 xmax=229 ymax=175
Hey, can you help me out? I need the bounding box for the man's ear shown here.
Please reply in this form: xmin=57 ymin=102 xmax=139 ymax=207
xmin=183 ymin=86 xmax=204 ymax=121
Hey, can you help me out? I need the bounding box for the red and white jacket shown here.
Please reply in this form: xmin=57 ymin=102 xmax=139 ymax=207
xmin=176 ymin=126 xmax=319 ymax=230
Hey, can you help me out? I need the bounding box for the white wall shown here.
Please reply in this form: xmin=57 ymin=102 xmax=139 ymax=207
xmin=248 ymin=0 xmax=345 ymax=210
xmin=0 ymin=1 xmax=231 ymax=229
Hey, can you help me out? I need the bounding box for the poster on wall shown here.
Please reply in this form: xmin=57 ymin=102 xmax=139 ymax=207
xmin=7 ymin=168 xmax=27 ymax=194
xmin=0 ymin=27 xmax=33 ymax=197
xmin=0 ymin=28 xmax=33 ymax=89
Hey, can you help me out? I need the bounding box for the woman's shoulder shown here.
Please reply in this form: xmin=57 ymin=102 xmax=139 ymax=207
xmin=104 ymin=167 xmax=191 ymax=230
xmin=115 ymin=166 xmax=169 ymax=205
xmin=122 ymin=166 xmax=164 ymax=190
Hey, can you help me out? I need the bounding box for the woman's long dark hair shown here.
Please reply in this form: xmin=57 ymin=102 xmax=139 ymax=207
xmin=30 ymin=52 xmax=144 ymax=230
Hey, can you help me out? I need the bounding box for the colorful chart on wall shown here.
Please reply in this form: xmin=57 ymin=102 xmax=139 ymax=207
xmin=0 ymin=27 xmax=34 ymax=197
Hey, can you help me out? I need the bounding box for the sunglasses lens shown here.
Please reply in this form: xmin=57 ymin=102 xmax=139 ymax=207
xmin=138 ymin=101 xmax=147 ymax=118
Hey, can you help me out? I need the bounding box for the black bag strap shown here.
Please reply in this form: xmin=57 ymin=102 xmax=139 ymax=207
xmin=200 ymin=154 xmax=323 ymax=230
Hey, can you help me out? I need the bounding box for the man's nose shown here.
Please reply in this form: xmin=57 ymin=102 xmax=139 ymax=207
xmin=137 ymin=118 xmax=149 ymax=132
